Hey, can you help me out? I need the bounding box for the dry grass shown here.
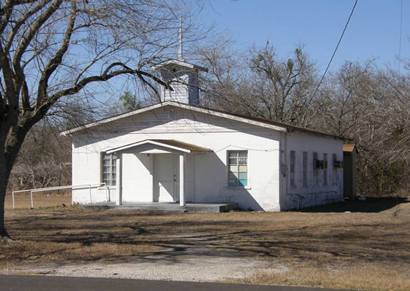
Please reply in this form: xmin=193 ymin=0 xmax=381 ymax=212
xmin=2 ymin=198 xmax=410 ymax=290
xmin=5 ymin=192 xmax=71 ymax=209
xmin=241 ymin=263 xmax=410 ymax=291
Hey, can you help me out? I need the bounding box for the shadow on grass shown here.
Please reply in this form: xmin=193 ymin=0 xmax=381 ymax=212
xmin=300 ymin=197 xmax=409 ymax=213
xmin=4 ymin=201 xmax=410 ymax=267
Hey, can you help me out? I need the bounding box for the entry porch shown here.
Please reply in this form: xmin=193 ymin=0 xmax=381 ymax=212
xmin=106 ymin=139 xmax=212 ymax=207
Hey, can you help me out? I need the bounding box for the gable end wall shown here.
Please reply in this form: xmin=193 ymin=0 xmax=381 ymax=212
xmin=71 ymin=107 xmax=282 ymax=211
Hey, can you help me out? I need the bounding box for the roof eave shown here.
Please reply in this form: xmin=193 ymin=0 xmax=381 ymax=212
xmin=105 ymin=139 xmax=211 ymax=154
xmin=60 ymin=102 xmax=170 ymax=136
xmin=170 ymin=102 xmax=287 ymax=133
xmin=61 ymin=101 xmax=343 ymax=140
xmin=286 ymin=127 xmax=344 ymax=140
xmin=60 ymin=101 xmax=287 ymax=136
xmin=152 ymin=60 xmax=208 ymax=72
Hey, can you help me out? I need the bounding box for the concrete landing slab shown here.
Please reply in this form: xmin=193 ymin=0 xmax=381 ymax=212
xmin=118 ymin=202 xmax=238 ymax=213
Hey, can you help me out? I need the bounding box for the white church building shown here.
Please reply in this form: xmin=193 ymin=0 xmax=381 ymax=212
xmin=62 ymin=56 xmax=345 ymax=211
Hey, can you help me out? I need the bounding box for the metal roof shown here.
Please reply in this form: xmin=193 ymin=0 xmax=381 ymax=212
xmin=343 ymin=144 xmax=356 ymax=152
xmin=61 ymin=101 xmax=343 ymax=140
xmin=151 ymin=59 xmax=208 ymax=72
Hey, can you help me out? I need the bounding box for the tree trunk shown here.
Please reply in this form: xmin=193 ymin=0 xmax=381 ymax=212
xmin=0 ymin=123 xmax=29 ymax=239
xmin=0 ymin=152 xmax=11 ymax=238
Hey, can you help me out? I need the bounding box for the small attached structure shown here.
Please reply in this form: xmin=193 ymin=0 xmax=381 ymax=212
xmin=343 ymin=144 xmax=358 ymax=199
xmin=62 ymin=57 xmax=345 ymax=211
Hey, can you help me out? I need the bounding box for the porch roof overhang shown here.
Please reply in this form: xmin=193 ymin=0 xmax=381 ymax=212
xmin=105 ymin=139 xmax=211 ymax=154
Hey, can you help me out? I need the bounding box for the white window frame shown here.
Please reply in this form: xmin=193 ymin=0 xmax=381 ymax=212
xmin=227 ymin=150 xmax=248 ymax=187
xmin=101 ymin=152 xmax=117 ymax=186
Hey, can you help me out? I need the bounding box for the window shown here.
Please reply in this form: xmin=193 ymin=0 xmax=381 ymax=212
xmin=102 ymin=153 xmax=117 ymax=186
xmin=302 ymin=151 xmax=308 ymax=188
xmin=323 ymin=153 xmax=328 ymax=185
xmin=332 ymin=153 xmax=338 ymax=185
xmin=313 ymin=152 xmax=319 ymax=185
xmin=228 ymin=151 xmax=248 ymax=186
xmin=290 ymin=150 xmax=296 ymax=188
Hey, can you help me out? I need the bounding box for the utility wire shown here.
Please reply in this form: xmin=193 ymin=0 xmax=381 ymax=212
xmin=310 ymin=0 xmax=359 ymax=99
xmin=398 ymin=0 xmax=404 ymax=73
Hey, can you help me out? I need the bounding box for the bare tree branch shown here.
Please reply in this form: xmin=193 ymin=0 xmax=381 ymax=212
xmin=4 ymin=0 xmax=52 ymax=52
xmin=37 ymin=0 xmax=76 ymax=106
xmin=12 ymin=0 xmax=63 ymax=68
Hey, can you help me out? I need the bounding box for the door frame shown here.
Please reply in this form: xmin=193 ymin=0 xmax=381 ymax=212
xmin=152 ymin=154 xmax=179 ymax=202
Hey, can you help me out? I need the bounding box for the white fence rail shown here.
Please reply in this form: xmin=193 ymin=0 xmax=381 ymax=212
xmin=11 ymin=183 xmax=106 ymax=209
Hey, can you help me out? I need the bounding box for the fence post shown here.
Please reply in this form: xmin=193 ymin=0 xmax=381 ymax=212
xmin=12 ymin=191 xmax=15 ymax=209
xmin=30 ymin=190 xmax=34 ymax=209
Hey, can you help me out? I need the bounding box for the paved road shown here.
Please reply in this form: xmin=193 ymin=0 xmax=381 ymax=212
xmin=0 ymin=275 xmax=339 ymax=291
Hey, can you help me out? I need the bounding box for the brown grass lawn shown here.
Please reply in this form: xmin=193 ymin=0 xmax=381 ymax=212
xmin=5 ymin=192 xmax=71 ymax=209
xmin=2 ymin=198 xmax=410 ymax=290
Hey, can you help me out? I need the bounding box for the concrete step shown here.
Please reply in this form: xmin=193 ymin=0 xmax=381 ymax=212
xmin=108 ymin=202 xmax=238 ymax=213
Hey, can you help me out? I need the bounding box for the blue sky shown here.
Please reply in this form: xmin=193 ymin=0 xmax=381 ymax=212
xmin=194 ymin=0 xmax=409 ymax=72
xmin=97 ymin=0 xmax=409 ymax=106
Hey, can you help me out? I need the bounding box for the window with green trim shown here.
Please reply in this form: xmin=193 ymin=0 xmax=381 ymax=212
xmin=227 ymin=151 xmax=248 ymax=187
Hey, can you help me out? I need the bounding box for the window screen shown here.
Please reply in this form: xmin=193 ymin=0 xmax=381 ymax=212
xmin=332 ymin=153 xmax=338 ymax=185
xmin=290 ymin=150 xmax=296 ymax=188
xmin=323 ymin=153 xmax=328 ymax=185
xmin=302 ymin=151 xmax=308 ymax=188
xmin=313 ymin=152 xmax=319 ymax=185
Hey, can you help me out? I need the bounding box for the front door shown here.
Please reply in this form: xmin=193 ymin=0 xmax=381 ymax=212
xmin=153 ymin=154 xmax=179 ymax=202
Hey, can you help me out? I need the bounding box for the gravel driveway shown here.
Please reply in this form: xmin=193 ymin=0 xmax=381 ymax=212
xmin=13 ymin=255 xmax=287 ymax=282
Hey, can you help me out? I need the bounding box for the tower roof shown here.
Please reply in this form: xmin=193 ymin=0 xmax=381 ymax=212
xmin=152 ymin=59 xmax=208 ymax=72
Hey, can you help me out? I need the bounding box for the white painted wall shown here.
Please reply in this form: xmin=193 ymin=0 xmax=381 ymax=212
xmin=121 ymin=152 xmax=153 ymax=203
xmin=71 ymin=147 xmax=116 ymax=205
xmin=283 ymin=131 xmax=344 ymax=210
xmin=71 ymin=106 xmax=281 ymax=211
xmin=71 ymin=105 xmax=343 ymax=211
xmin=159 ymin=68 xmax=199 ymax=105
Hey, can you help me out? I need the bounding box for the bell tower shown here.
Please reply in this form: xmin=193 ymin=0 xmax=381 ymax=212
xmin=152 ymin=17 xmax=207 ymax=106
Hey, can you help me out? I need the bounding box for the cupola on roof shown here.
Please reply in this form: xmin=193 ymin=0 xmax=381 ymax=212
xmin=152 ymin=17 xmax=207 ymax=106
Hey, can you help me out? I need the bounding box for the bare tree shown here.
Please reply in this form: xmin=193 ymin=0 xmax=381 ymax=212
xmin=197 ymin=38 xmax=248 ymax=110
xmin=9 ymin=121 xmax=71 ymax=191
xmin=201 ymin=42 xmax=410 ymax=197
xmin=0 ymin=0 xmax=188 ymax=238
xmin=200 ymin=43 xmax=317 ymax=126
xmin=318 ymin=62 xmax=410 ymax=195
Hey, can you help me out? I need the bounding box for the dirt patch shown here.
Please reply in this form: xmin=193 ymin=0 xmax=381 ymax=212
xmin=1 ymin=200 xmax=410 ymax=290
xmin=19 ymin=256 xmax=277 ymax=282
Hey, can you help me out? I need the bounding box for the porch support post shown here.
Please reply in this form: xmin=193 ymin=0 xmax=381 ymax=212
xmin=179 ymin=154 xmax=185 ymax=206
xmin=116 ymin=155 xmax=122 ymax=206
